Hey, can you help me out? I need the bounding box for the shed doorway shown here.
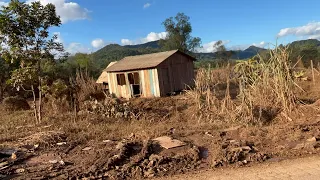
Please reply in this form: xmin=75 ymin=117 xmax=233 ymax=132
xmin=128 ymin=72 xmax=141 ymax=97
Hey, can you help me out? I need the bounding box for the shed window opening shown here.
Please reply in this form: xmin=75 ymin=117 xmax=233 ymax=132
xmin=116 ymin=74 xmax=126 ymax=85
xmin=128 ymin=72 xmax=140 ymax=85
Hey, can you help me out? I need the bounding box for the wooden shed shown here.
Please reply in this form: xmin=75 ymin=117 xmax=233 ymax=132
xmin=102 ymin=50 xmax=196 ymax=99
xmin=96 ymin=61 xmax=118 ymax=89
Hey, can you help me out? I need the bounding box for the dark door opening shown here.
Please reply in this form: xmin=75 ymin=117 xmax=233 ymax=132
xmin=128 ymin=72 xmax=141 ymax=97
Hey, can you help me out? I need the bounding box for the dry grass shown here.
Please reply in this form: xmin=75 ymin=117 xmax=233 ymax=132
xmin=73 ymin=72 xmax=105 ymax=104
xmin=187 ymin=46 xmax=298 ymax=125
xmin=235 ymin=46 xmax=297 ymax=124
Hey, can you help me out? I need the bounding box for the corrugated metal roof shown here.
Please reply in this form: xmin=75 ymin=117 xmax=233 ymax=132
xmin=105 ymin=50 xmax=194 ymax=72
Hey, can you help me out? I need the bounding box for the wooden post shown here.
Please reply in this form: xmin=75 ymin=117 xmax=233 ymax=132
xmin=311 ymin=60 xmax=315 ymax=85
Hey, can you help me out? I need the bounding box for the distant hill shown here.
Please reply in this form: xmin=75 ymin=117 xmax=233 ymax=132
xmin=288 ymin=39 xmax=320 ymax=48
xmin=195 ymin=45 xmax=266 ymax=60
xmin=124 ymin=41 xmax=160 ymax=49
xmin=92 ymin=43 xmax=160 ymax=69
xmin=91 ymin=39 xmax=320 ymax=72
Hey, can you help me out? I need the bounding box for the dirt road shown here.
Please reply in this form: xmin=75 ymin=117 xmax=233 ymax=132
xmin=162 ymin=156 xmax=320 ymax=180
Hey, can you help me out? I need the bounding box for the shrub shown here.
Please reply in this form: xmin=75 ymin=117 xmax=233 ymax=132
xmin=2 ymin=96 xmax=30 ymax=111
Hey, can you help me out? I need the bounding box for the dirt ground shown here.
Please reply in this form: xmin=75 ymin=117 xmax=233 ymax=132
xmin=1 ymin=71 xmax=320 ymax=179
xmin=160 ymin=155 xmax=320 ymax=180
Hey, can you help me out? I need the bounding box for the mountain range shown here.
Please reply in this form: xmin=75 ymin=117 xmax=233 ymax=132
xmin=91 ymin=39 xmax=320 ymax=71
xmin=92 ymin=40 xmax=266 ymax=64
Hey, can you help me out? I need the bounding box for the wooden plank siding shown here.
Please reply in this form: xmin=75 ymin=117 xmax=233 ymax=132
xmin=107 ymin=69 xmax=161 ymax=99
xmin=157 ymin=53 xmax=195 ymax=96
xmin=105 ymin=51 xmax=194 ymax=99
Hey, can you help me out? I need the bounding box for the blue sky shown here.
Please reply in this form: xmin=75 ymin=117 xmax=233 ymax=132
xmin=1 ymin=0 xmax=320 ymax=54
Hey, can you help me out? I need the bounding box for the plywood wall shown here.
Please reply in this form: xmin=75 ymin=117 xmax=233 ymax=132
xmin=157 ymin=53 xmax=195 ymax=96
xmin=107 ymin=68 xmax=160 ymax=99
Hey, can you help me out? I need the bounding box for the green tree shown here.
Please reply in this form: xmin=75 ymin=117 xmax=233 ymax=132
xmin=0 ymin=0 xmax=66 ymax=123
xmin=213 ymin=40 xmax=234 ymax=66
xmin=159 ymin=13 xmax=201 ymax=53
xmin=0 ymin=58 xmax=10 ymax=100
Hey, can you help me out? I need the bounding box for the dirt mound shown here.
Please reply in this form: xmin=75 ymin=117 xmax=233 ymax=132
xmin=2 ymin=96 xmax=30 ymax=111
xmin=19 ymin=131 xmax=66 ymax=148
xmin=74 ymin=140 xmax=200 ymax=179
xmin=212 ymin=139 xmax=270 ymax=167
xmin=81 ymin=97 xmax=136 ymax=119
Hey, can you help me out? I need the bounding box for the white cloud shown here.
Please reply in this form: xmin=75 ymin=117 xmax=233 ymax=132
xmin=196 ymin=40 xmax=230 ymax=53
xmin=53 ymin=32 xmax=63 ymax=43
xmin=143 ymin=3 xmax=151 ymax=9
xmin=26 ymin=0 xmax=90 ymax=23
xmin=277 ymin=22 xmax=320 ymax=39
xmin=91 ymin=39 xmax=105 ymax=49
xmin=66 ymin=42 xmax=91 ymax=54
xmin=252 ymin=41 xmax=268 ymax=48
xmin=121 ymin=32 xmax=168 ymax=45
xmin=121 ymin=39 xmax=134 ymax=45
xmin=229 ymin=44 xmax=250 ymax=51
xmin=0 ymin=1 xmax=8 ymax=7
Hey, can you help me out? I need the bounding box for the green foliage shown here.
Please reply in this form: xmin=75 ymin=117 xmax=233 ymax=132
xmin=286 ymin=39 xmax=320 ymax=67
xmin=0 ymin=0 xmax=67 ymax=90
xmin=10 ymin=66 xmax=38 ymax=91
xmin=213 ymin=40 xmax=235 ymax=65
xmin=89 ymin=44 xmax=160 ymax=78
xmin=159 ymin=13 xmax=201 ymax=53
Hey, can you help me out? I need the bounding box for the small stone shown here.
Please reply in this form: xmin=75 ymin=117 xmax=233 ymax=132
xmin=103 ymin=140 xmax=112 ymax=143
xmin=57 ymin=142 xmax=67 ymax=146
xmin=128 ymin=133 xmax=135 ymax=138
xmin=59 ymin=160 xmax=65 ymax=165
xmin=11 ymin=153 xmax=17 ymax=160
xmin=205 ymin=132 xmax=214 ymax=138
xmin=15 ymin=168 xmax=25 ymax=174
xmin=307 ymin=137 xmax=317 ymax=142
xmin=49 ymin=160 xmax=58 ymax=164
xmin=116 ymin=142 xmax=124 ymax=149
xmin=82 ymin=147 xmax=92 ymax=151
xmin=242 ymin=146 xmax=252 ymax=151
xmin=34 ymin=144 xmax=39 ymax=149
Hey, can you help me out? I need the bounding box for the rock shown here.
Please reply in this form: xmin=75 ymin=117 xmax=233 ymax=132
xmin=116 ymin=142 xmax=124 ymax=149
xmin=128 ymin=133 xmax=135 ymax=138
xmin=205 ymin=132 xmax=214 ymax=138
xmin=82 ymin=147 xmax=92 ymax=151
xmin=229 ymin=140 xmax=237 ymax=143
xmin=242 ymin=146 xmax=252 ymax=151
xmin=153 ymin=136 xmax=186 ymax=149
xmin=103 ymin=140 xmax=112 ymax=143
xmin=34 ymin=144 xmax=39 ymax=149
xmin=11 ymin=153 xmax=17 ymax=160
xmin=307 ymin=137 xmax=317 ymax=142
xmin=59 ymin=160 xmax=65 ymax=165
xmin=15 ymin=168 xmax=25 ymax=174
xmin=49 ymin=160 xmax=58 ymax=164
xmin=144 ymin=169 xmax=155 ymax=178
xmin=57 ymin=142 xmax=67 ymax=146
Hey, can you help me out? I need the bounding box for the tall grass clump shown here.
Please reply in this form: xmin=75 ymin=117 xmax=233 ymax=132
xmin=72 ymin=71 xmax=105 ymax=104
xmin=235 ymin=46 xmax=297 ymax=124
xmin=188 ymin=46 xmax=297 ymax=125
xmin=186 ymin=65 xmax=236 ymax=123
